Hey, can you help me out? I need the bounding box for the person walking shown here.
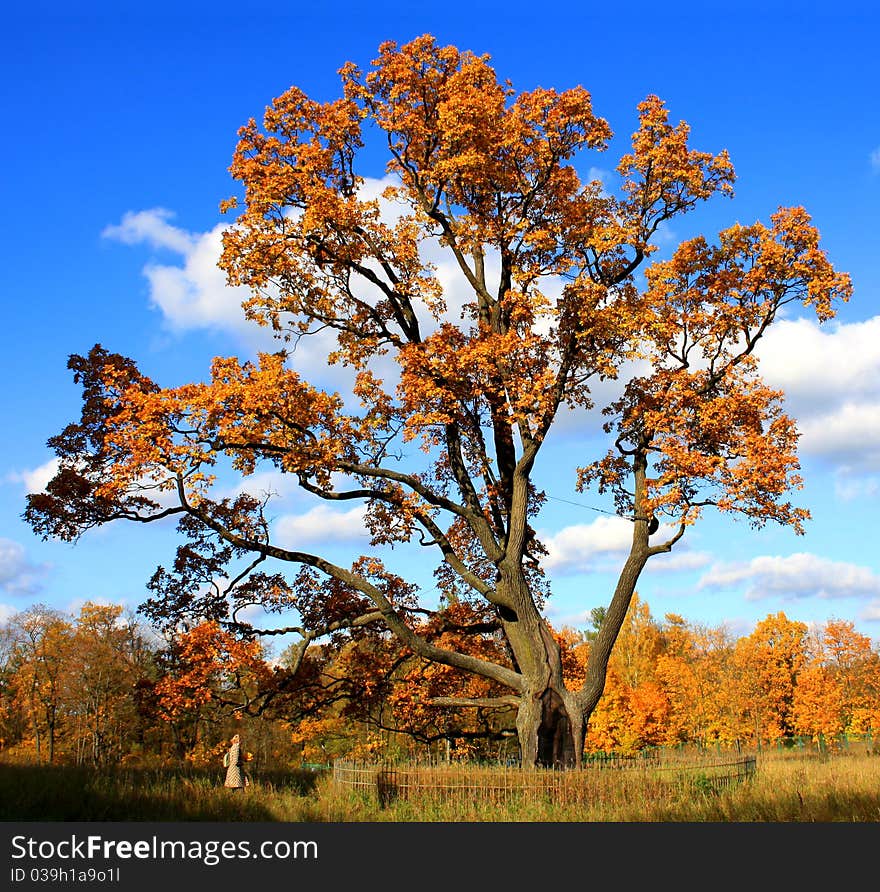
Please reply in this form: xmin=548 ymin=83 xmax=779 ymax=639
xmin=223 ymin=734 xmax=250 ymax=791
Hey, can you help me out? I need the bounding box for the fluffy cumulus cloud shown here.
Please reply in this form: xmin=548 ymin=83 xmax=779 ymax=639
xmin=102 ymin=208 xmax=255 ymax=335
xmin=7 ymin=457 xmax=59 ymax=494
xmin=274 ymin=504 xmax=370 ymax=548
xmin=758 ymin=317 xmax=880 ymax=407
xmin=102 ymin=207 xmax=197 ymax=254
xmin=540 ymin=516 xmax=630 ymax=572
xmin=11 ymin=456 xmax=185 ymax=512
xmin=101 ymin=180 xmax=425 ymax=346
xmin=797 ymin=404 xmax=880 ymax=471
xmin=102 ymin=208 xmax=347 ymax=389
xmin=698 ymin=552 xmax=880 ymax=602
xmin=539 ymin=515 xmax=710 ymax=575
xmin=0 ymin=539 xmax=49 ymax=596
xmin=756 ymin=315 xmax=880 ymax=475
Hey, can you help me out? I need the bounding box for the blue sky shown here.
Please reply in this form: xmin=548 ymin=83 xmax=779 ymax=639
xmin=2 ymin=1 xmax=880 ymax=648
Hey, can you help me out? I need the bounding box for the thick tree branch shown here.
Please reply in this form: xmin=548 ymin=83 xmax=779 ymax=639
xmin=176 ymin=481 xmax=523 ymax=692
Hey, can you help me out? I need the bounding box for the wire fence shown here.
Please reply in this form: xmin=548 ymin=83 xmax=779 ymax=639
xmin=318 ymin=732 xmax=876 ymax=809
xmin=331 ymin=754 xmax=757 ymax=807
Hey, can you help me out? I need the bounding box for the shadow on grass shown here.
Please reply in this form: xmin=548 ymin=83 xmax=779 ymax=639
xmin=0 ymin=763 xmax=323 ymax=822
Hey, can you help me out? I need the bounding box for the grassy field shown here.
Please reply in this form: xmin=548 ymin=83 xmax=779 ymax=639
xmin=2 ymin=750 xmax=879 ymax=822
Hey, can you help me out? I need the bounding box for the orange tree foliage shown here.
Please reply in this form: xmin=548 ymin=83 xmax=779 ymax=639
xmin=794 ymin=620 xmax=880 ymax=739
xmin=821 ymin=620 xmax=880 ymax=733
xmin=586 ymin=600 xmax=715 ymax=751
xmin=279 ymin=599 xmax=520 ymax=761
xmin=732 ymin=613 xmax=808 ymax=743
xmin=2 ymin=598 xmax=877 ymax=762
xmin=25 ymin=36 xmax=852 ymax=767
xmin=5 ymin=606 xmax=71 ymax=764
xmin=654 ymin=616 xmax=740 ymax=745
xmin=154 ymin=622 xmax=273 ymax=722
xmin=792 ymin=663 xmax=845 ymax=741
xmin=355 ymin=601 xmax=518 ymax=754
xmin=2 ymin=604 xmax=156 ymax=764
xmin=59 ymin=603 xmax=151 ymax=765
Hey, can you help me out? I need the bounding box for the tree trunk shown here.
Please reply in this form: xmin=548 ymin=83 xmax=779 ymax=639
xmin=515 ymin=683 xmax=585 ymax=768
xmin=47 ymin=712 xmax=56 ymax=764
xmin=498 ymin=567 xmax=584 ymax=768
xmin=502 ymin=507 xmax=653 ymax=769
xmin=573 ymin=538 xmax=650 ymax=749
xmin=488 ymin=458 xmax=655 ymax=770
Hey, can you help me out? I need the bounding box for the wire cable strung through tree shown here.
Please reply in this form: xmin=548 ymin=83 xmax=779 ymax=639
xmin=544 ymin=495 xmax=628 ymax=519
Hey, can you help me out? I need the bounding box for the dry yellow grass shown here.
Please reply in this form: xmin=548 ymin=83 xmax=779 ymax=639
xmin=2 ymin=750 xmax=878 ymax=821
xmin=323 ymin=750 xmax=880 ymax=822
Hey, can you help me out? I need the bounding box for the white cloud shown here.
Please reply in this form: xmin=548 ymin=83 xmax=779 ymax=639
xmin=101 ymin=182 xmax=418 ymax=345
xmin=10 ymin=456 xmax=184 ymax=514
xmin=539 ymin=515 xmax=707 ymax=575
xmin=797 ymin=402 xmax=880 ymax=470
xmin=871 ymin=147 xmax=880 ymax=171
xmin=274 ymin=504 xmax=369 ymax=548
xmin=587 ymin=166 xmax=613 ymax=188
xmin=540 ymin=515 xmax=631 ymax=571
xmin=102 ymin=208 xmax=196 ymax=254
xmin=101 ymin=186 xmax=430 ymax=391
xmin=552 ymin=310 xmax=880 ymax=466
xmin=758 ymin=316 xmax=880 ymax=409
xmin=0 ymin=539 xmax=49 ymax=596
xmin=353 ymin=174 xmax=405 ymax=221
xmin=104 ymin=209 xmax=253 ymax=335
xmin=7 ymin=457 xmax=60 ymax=494
xmin=755 ymin=315 xmax=880 ymax=476
xmin=698 ymin=552 xmax=880 ymax=602
xmin=221 ymin=469 xmax=303 ymax=504
xmin=0 ymin=602 xmax=16 ymax=624
xmin=648 ymin=550 xmax=713 ymax=572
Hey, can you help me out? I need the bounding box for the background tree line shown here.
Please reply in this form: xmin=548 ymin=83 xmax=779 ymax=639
xmin=1 ymin=596 xmax=877 ymax=767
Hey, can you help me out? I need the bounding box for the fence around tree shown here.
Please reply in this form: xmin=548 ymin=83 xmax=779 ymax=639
xmin=331 ymin=754 xmax=758 ymax=808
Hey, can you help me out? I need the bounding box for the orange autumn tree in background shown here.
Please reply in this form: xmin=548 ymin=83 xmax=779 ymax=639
xmin=154 ymin=622 xmax=273 ymax=724
xmin=61 ymin=603 xmax=152 ymax=765
xmin=733 ymin=613 xmax=808 ymax=743
xmin=2 ymin=603 xmax=155 ymax=764
xmin=152 ymin=620 xmax=276 ymax=758
xmin=654 ymin=615 xmax=739 ymax=745
xmin=794 ymin=620 xmax=880 ymax=740
xmin=25 ymin=36 xmax=852 ymax=768
xmin=5 ymin=606 xmax=70 ymax=764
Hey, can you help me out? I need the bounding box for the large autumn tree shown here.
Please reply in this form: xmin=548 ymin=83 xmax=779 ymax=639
xmin=25 ymin=36 xmax=852 ymax=767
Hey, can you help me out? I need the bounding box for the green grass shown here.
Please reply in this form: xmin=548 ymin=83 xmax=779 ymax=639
xmin=2 ymin=751 xmax=879 ymax=822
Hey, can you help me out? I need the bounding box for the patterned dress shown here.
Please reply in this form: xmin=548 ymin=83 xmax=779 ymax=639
xmin=223 ymin=739 xmax=247 ymax=789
